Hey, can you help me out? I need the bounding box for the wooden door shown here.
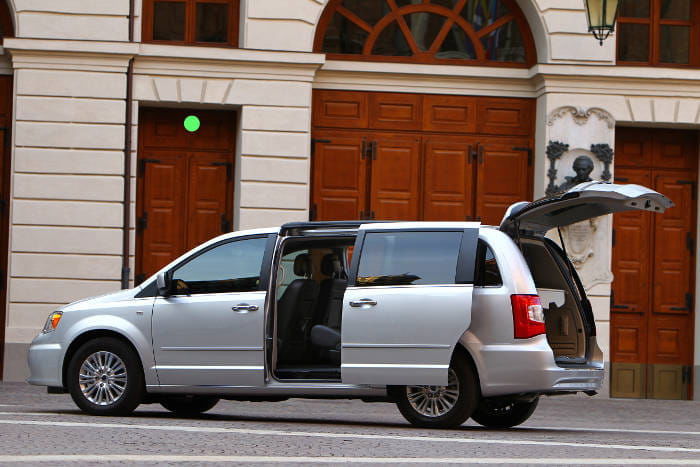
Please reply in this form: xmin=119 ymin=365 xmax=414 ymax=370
xmin=369 ymin=133 xmax=421 ymax=220
xmin=422 ymin=136 xmax=477 ymax=221
xmin=312 ymin=132 xmax=369 ymax=221
xmin=475 ymin=138 xmax=532 ymax=226
xmin=611 ymin=128 xmax=697 ymax=400
xmin=137 ymin=109 xmax=235 ymax=282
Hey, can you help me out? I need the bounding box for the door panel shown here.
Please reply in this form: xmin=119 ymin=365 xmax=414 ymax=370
xmin=475 ymin=98 xmax=533 ymax=136
xmin=653 ymin=131 xmax=698 ymax=170
xmin=341 ymin=285 xmax=473 ymax=385
xmin=312 ymin=133 xmax=368 ymax=220
xmin=369 ymin=93 xmax=422 ymax=131
xmin=422 ymin=95 xmax=476 ymax=133
xmin=313 ymin=90 xmax=369 ymax=129
xmin=187 ymin=154 xmax=231 ymax=250
xmin=475 ymin=138 xmax=531 ymax=226
xmin=615 ymin=128 xmax=653 ymax=167
xmin=152 ymin=291 xmax=266 ymax=386
xmin=139 ymin=152 xmax=187 ymax=279
xmin=423 ymin=136 xmax=476 ymax=221
xmin=370 ymin=134 xmax=421 ymax=220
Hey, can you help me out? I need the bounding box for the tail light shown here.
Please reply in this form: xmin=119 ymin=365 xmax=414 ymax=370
xmin=511 ymin=295 xmax=545 ymax=339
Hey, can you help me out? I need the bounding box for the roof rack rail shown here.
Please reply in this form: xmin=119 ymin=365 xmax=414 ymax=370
xmin=280 ymin=220 xmax=395 ymax=236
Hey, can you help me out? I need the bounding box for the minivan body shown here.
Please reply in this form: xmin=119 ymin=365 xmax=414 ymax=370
xmin=27 ymin=182 xmax=673 ymax=428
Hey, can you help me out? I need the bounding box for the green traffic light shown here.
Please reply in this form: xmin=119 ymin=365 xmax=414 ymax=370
xmin=184 ymin=115 xmax=201 ymax=132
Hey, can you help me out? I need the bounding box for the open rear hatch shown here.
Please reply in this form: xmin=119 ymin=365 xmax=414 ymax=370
xmin=499 ymin=181 xmax=674 ymax=367
xmin=500 ymin=181 xmax=674 ymax=237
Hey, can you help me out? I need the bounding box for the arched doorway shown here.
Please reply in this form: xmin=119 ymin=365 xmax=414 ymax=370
xmin=311 ymin=0 xmax=537 ymax=225
xmin=0 ymin=0 xmax=14 ymax=378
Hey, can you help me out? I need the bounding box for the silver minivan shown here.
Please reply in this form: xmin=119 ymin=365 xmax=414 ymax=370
xmin=27 ymin=182 xmax=672 ymax=429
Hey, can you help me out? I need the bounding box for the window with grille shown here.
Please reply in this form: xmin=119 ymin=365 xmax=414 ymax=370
xmin=315 ymin=0 xmax=535 ymax=66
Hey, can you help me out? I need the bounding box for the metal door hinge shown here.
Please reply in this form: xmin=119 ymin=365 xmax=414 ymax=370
xmin=134 ymin=274 xmax=146 ymax=286
xmin=220 ymin=214 xmax=231 ymax=233
xmin=477 ymin=144 xmax=484 ymax=164
xmin=468 ymin=145 xmax=477 ymax=164
xmin=309 ymin=203 xmax=318 ymax=221
xmin=369 ymin=141 xmax=377 ymax=160
xmin=682 ymin=365 xmax=692 ymax=384
xmin=513 ymin=146 xmax=533 ymax=166
xmin=612 ymin=228 xmax=616 ymax=247
xmin=615 ymin=177 xmax=629 ymax=182
xmin=687 ymin=232 xmax=695 ymax=254
xmin=138 ymin=158 xmax=161 ymax=176
xmin=136 ymin=212 xmax=148 ymax=232
xmin=360 ymin=210 xmax=375 ymax=220
xmin=212 ymin=162 xmax=233 ymax=181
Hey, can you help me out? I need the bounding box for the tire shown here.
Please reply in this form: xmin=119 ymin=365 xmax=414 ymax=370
xmin=392 ymin=354 xmax=479 ymax=429
xmin=66 ymin=337 xmax=145 ymax=416
xmin=471 ymin=396 xmax=539 ymax=429
xmin=160 ymin=396 xmax=220 ymax=416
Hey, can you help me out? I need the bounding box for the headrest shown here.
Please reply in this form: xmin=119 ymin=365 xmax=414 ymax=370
xmin=293 ymin=253 xmax=311 ymax=277
xmin=321 ymin=253 xmax=342 ymax=276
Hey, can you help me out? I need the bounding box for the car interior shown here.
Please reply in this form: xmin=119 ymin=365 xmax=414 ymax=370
xmin=271 ymin=236 xmax=356 ymax=381
xmin=520 ymin=237 xmax=588 ymax=364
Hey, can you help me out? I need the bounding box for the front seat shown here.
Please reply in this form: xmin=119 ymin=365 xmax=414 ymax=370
xmin=311 ymin=253 xmax=347 ymax=364
xmin=277 ymin=253 xmax=319 ymax=363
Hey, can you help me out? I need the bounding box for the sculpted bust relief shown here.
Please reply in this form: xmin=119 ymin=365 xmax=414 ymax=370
xmin=558 ymin=155 xmax=595 ymax=192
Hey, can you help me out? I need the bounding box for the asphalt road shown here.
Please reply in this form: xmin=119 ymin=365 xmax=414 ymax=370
xmin=0 ymin=382 xmax=699 ymax=466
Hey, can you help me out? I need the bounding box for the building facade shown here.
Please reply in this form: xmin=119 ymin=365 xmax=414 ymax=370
xmin=0 ymin=0 xmax=698 ymax=401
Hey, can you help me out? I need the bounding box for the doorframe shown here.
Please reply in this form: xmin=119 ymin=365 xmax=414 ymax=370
xmin=135 ymin=107 xmax=237 ymax=285
xmin=0 ymin=75 xmax=13 ymax=379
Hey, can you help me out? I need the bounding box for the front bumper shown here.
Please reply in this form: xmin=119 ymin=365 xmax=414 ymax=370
xmin=466 ymin=335 xmax=604 ymax=398
xmin=27 ymin=334 xmax=64 ymax=387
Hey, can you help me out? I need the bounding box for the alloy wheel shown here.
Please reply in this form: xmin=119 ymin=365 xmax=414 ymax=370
xmin=405 ymin=368 xmax=460 ymax=417
xmin=78 ymin=351 xmax=128 ymax=406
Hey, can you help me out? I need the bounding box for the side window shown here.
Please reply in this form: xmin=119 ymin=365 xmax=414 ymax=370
xmin=475 ymin=240 xmax=502 ymax=287
xmin=171 ymin=237 xmax=267 ymax=295
xmin=356 ymin=231 xmax=462 ymax=286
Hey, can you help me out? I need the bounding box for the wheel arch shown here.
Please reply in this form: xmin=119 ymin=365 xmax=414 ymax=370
xmin=61 ymin=329 xmax=146 ymax=389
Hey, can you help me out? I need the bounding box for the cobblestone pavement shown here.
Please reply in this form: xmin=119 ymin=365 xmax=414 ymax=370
xmin=0 ymin=382 xmax=699 ymax=466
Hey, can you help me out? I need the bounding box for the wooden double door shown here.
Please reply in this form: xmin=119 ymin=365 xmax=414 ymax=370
xmin=611 ymin=127 xmax=697 ymax=399
xmin=312 ymin=91 xmax=534 ymax=225
xmin=136 ymin=109 xmax=236 ymax=283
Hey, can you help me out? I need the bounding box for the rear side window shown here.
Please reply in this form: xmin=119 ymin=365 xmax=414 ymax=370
xmin=475 ymin=240 xmax=502 ymax=287
xmin=356 ymin=231 xmax=462 ymax=286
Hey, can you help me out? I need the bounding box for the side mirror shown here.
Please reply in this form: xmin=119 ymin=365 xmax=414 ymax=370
xmin=156 ymin=272 xmax=172 ymax=297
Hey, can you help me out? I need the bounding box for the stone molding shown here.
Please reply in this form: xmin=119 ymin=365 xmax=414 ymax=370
xmin=547 ymin=105 xmax=615 ymax=129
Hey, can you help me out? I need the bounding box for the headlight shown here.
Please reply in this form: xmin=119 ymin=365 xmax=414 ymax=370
xmin=42 ymin=311 xmax=63 ymax=333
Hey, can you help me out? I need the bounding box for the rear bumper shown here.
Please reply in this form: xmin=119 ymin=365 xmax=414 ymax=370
xmin=464 ymin=335 xmax=604 ymax=398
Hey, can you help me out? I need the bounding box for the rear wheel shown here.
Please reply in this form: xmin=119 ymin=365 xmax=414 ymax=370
xmin=471 ymin=396 xmax=539 ymax=429
xmin=392 ymin=354 xmax=479 ymax=429
xmin=160 ymin=396 xmax=220 ymax=416
xmin=67 ymin=337 xmax=144 ymax=416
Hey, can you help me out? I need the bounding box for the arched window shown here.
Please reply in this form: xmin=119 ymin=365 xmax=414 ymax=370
xmin=315 ymin=0 xmax=535 ymax=66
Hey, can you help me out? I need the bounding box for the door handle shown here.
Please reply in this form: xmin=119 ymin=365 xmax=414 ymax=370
xmin=232 ymin=303 xmax=259 ymax=313
xmin=349 ymin=299 xmax=377 ymax=307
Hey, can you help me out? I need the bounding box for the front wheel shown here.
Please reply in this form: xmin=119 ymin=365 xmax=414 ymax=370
xmin=471 ymin=396 xmax=539 ymax=429
xmin=392 ymin=355 xmax=479 ymax=429
xmin=160 ymin=396 xmax=220 ymax=416
xmin=66 ymin=337 xmax=145 ymax=416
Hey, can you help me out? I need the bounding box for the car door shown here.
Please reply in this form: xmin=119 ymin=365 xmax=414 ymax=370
xmin=152 ymin=234 xmax=275 ymax=387
xmin=341 ymin=224 xmax=478 ymax=386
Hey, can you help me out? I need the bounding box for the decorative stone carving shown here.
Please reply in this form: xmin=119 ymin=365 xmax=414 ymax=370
xmin=590 ymin=143 xmax=613 ymax=182
xmin=545 ymin=140 xmax=570 ymax=196
xmin=547 ymin=106 xmax=615 ymax=129
xmin=562 ymin=218 xmax=597 ymax=268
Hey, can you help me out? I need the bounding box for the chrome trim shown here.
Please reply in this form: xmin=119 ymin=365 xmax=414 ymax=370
xmin=160 ymin=346 xmax=264 ymax=352
xmin=342 ymin=363 xmax=448 ymax=369
xmin=155 ymin=365 xmax=264 ymax=371
xmin=343 ymin=343 xmax=450 ymax=349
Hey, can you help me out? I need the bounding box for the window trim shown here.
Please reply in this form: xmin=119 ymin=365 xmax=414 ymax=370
xmin=617 ymin=0 xmax=700 ymax=67
xmin=142 ymin=0 xmax=240 ymax=48
xmin=314 ymin=0 xmax=536 ymax=67
xmin=348 ymin=228 xmax=477 ymax=288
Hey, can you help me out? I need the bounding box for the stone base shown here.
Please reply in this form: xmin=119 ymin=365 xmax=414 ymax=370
xmin=2 ymin=343 xmax=30 ymax=382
